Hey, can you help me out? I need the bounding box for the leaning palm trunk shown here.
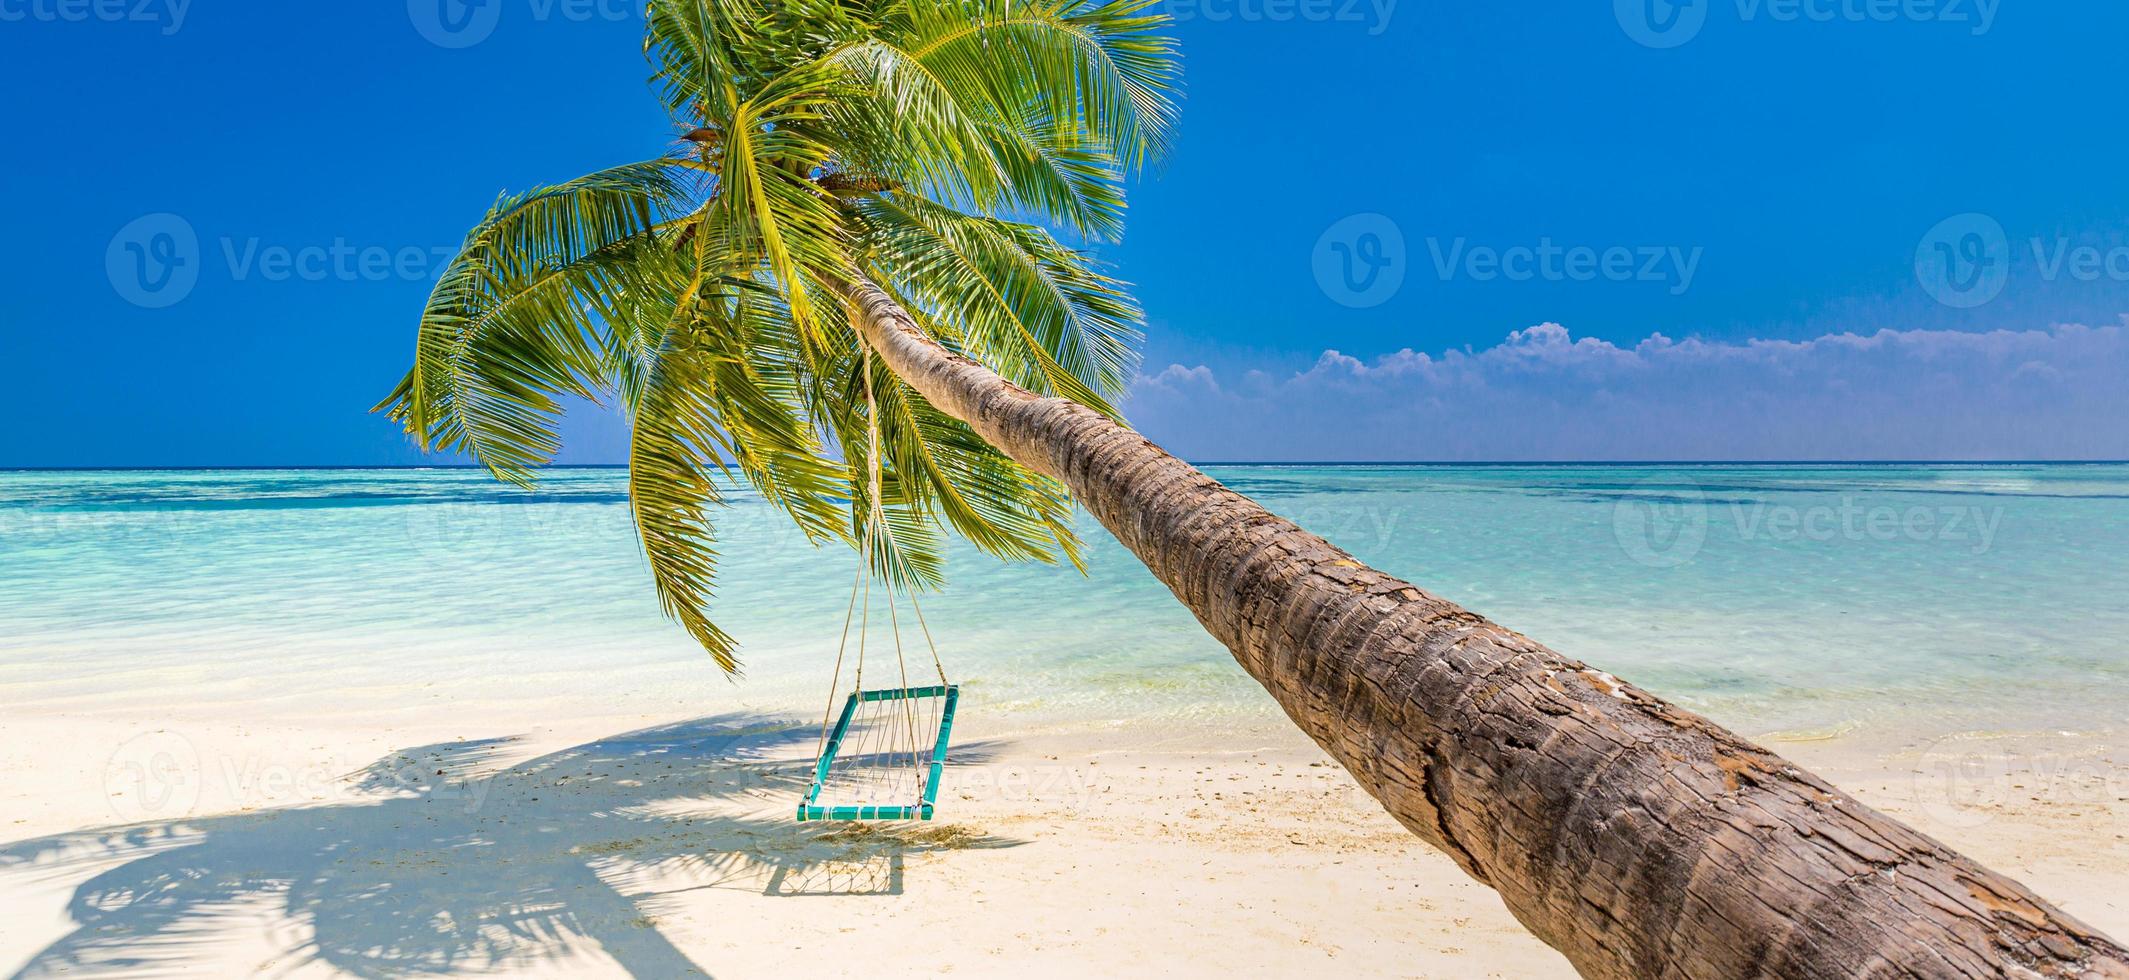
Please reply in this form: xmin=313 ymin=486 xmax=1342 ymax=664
xmin=848 ymin=280 xmax=2129 ymax=979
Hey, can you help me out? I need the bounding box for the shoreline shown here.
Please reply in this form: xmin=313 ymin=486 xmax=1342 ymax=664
xmin=7 ymin=463 xmax=2128 ymax=974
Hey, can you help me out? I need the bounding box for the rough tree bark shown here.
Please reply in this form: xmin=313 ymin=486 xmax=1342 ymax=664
xmin=845 ymin=280 xmax=2129 ymax=979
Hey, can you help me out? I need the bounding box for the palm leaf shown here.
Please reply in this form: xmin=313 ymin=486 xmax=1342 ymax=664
xmin=383 ymin=0 xmax=1180 ymax=671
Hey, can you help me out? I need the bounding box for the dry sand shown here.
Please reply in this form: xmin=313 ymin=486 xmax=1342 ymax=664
xmin=2 ymin=702 xmax=2124 ymax=978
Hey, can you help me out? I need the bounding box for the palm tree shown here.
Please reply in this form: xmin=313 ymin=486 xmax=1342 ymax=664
xmin=382 ymin=1 xmax=2126 ymax=975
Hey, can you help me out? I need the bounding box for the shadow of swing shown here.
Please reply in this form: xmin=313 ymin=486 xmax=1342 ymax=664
xmin=0 ymin=714 xmax=1022 ymax=979
xmin=757 ymin=824 xmax=1011 ymax=898
xmin=764 ymin=828 xmax=907 ymax=898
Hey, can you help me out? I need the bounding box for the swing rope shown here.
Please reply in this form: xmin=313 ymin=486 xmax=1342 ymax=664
xmin=804 ymin=344 xmax=954 ymax=819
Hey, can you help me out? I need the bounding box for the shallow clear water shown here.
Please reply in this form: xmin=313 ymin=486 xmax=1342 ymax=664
xmin=3 ymin=465 xmax=2127 ymax=740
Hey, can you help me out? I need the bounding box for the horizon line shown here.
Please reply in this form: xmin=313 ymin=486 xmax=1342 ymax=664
xmin=6 ymin=459 xmax=2129 ymax=473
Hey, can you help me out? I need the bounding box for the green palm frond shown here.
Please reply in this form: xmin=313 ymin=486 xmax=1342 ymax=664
xmin=856 ymin=193 xmax=1140 ymax=409
xmin=379 ymin=161 xmax=687 ymax=485
xmin=627 ymin=329 xmax=740 ymax=670
xmin=383 ymin=0 xmax=1179 ymax=671
xmin=974 ymin=111 xmax=1128 ymax=242
xmin=889 ymin=0 xmax=1180 ymax=170
xmin=889 ymin=381 xmax=1085 ymax=572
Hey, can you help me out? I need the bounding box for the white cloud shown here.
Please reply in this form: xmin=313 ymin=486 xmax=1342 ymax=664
xmin=1126 ymin=320 xmax=2129 ymax=460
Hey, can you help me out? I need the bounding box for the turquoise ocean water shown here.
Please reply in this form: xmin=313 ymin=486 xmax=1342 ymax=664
xmin=3 ymin=465 xmax=2126 ymax=741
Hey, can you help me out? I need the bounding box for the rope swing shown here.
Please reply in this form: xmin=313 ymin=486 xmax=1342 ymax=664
xmin=798 ymin=346 xmax=959 ymax=822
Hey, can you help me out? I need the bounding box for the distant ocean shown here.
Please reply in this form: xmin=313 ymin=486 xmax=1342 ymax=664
xmin=4 ymin=464 xmax=2126 ymax=741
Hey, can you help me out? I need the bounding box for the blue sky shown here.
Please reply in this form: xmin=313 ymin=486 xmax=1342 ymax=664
xmin=5 ymin=1 xmax=2127 ymax=465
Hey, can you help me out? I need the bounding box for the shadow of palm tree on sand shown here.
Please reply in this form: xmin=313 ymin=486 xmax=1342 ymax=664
xmin=0 ymin=715 xmax=1019 ymax=978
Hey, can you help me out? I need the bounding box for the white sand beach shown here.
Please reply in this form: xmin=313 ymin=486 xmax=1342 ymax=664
xmin=4 ymin=694 xmax=2123 ymax=978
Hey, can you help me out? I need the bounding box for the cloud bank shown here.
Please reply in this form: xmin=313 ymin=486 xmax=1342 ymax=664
xmin=1126 ymin=320 xmax=2129 ymax=461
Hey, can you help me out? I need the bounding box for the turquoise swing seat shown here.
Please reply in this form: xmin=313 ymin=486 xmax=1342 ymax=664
xmin=798 ymin=684 xmax=959 ymax=822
